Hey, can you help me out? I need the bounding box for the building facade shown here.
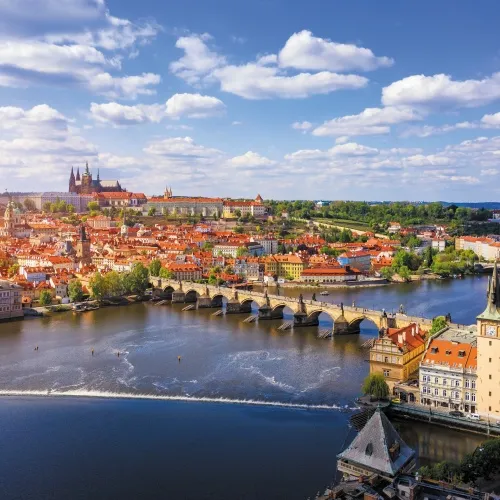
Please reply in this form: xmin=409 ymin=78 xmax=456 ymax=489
xmin=0 ymin=280 xmax=23 ymax=320
xmin=69 ymin=163 xmax=124 ymax=195
xmin=369 ymin=324 xmax=427 ymax=392
xmin=419 ymin=327 xmax=477 ymax=413
xmin=144 ymin=188 xmax=223 ymax=217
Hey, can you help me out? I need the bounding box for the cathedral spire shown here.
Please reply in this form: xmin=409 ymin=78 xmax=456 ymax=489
xmin=97 ymin=168 xmax=100 ymax=181
xmin=85 ymin=161 xmax=90 ymax=175
xmin=76 ymin=167 xmax=80 ymax=181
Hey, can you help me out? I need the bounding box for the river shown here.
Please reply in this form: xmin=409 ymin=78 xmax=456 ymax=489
xmin=0 ymin=276 xmax=489 ymax=499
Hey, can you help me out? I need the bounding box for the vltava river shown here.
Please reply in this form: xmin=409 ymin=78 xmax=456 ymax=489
xmin=0 ymin=277 xmax=488 ymax=499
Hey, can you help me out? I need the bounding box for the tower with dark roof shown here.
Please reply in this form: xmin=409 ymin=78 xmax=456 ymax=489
xmin=69 ymin=167 xmax=76 ymax=193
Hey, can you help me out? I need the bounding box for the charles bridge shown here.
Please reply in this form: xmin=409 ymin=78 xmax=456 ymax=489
xmin=150 ymin=278 xmax=437 ymax=335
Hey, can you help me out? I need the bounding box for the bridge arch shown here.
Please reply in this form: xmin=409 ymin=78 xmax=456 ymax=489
xmin=184 ymin=289 xmax=200 ymax=303
xmin=348 ymin=316 xmax=380 ymax=335
xmin=162 ymin=285 xmax=175 ymax=299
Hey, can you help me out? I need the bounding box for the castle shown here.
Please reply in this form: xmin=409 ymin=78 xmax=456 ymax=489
xmin=68 ymin=163 xmax=124 ymax=195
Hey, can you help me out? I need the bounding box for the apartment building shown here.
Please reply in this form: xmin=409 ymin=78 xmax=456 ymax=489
xmin=0 ymin=280 xmax=23 ymax=320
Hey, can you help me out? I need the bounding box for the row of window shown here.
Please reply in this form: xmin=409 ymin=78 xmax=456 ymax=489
xmin=421 ymin=387 xmax=476 ymax=401
xmin=421 ymin=375 xmax=476 ymax=388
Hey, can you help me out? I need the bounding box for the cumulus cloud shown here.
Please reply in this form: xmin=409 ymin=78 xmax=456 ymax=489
xmin=312 ymin=106 xmax=422 ymax=137
xmin=481 ymin=112 xmax=500 ymax=128
xmin=0 ymin=0 xmax=161 ymax=98
xmin=143 ymin=136 xmax=222 ymax=159
xmin=165 ymin=93 xmax=225 ymax=118
xmin=170 ymin=32 xmax=369 ymax=99
xmin=400 ymin=121 xmax=478 ymax=138
xmin=292 ymin=121 xmax=313 ymax=132
xmin=382 ymin=72 xmax=500 ymax=109
xmin=90 ymin=102 xmax=164 ymax=125
xmin=227 ymin=151 xmax=277 ymax=168
xmin=278 ymin=30 xmax=394 ymax=72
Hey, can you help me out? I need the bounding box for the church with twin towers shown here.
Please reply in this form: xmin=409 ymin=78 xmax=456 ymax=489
xmin=68 ymin=163 xmax=125 ymax=195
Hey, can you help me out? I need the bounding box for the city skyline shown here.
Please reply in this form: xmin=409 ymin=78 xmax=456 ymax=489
xmin=2 ymin=1 xmax=500 ymax=201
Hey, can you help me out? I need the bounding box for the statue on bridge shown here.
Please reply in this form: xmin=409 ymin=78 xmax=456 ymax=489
xmin=399 ymin=304 xmax=405 ymax=314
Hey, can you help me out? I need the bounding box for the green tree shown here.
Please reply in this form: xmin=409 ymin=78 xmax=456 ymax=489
xmin=87 ymin=201 xmax=100 ymax=212
xmin=7 ymin=263 xmax=19 ymax=277
xmin=236 ymin=246 xmax=249 ymax=257
xmin=68 ymin=279 xmax=84 ymax=302
xmin=424 ymin=245 xmax=434 ymax=267
xmin=398 ymin=265 xmax=411 ymax=281
xmin=42 ymin=201 xmax=52 ymax=212
xmin=129 ymin=262 xmax=149 ymax=294
xmin=234 ymin=225 xmax=244 ymax=234
xmin=234 ymin=209 xmax=242 ymax=218
xmin=362 ymin=373 xmax=389 ymax=400
xmin=89 ymin=272 xmax=106 ymax=300
xmin=23 ymin=198 xmax=36 ymax=211
xmin=159 ymin=267 xmax=174 ymax=279
xmin=380 ymin=267 xmax=395 ymax=280
xmin=149 ymin=259 xmax=162 ymax=277
xmin=39 ymin=290 xmax=53 ymax=306
xmin=148 ymin=207 xmax=157 ymax=216
xmin=430 ymin=316 xmax=448 ymax=335
xmin=104 ymin=271 xmax=123 ymax=297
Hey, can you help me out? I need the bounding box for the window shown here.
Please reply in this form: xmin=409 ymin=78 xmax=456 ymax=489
xmin=384 ymin=357 xmax=389 ymax=363
xmin=490 ymin=358 xmax=492 ymax=363
xmin=490 ymin=341 xmax=493 ymax=346
xmin=423 ymin=387 xmax=427 ymax=394
xmin=434 ymin=388 xmax=439 ymax=396
xmin=443 ymin=390 xmax=447 ymax=397
xmin=443 ymin=379 xmax=447 ymax=386
xmin=423 ymin=375 xmax=427 ymax=383
xmin=490 ymin=375 xmax=492 ymax=380
xmin=455 ymin=392 xmax=460 ymax=399
xmin=465 ymin=379 xmax=470 ymax=388
xmin=383 ymin=370 xmax=390 ymax=377
xmin=455 ymin=380 xmax=460 ymax=387
xmin=471 ymin=380 xmax=476 ymax=389
xmin=435 ymin=377 xmax=439 ymax=384
xmin=465 ymin=392 xmax=470 ymax=401
xmin=472 ymin=393 xmax=476 ymax=402
xmin=489 ymin=391 xmax=492 ymax=397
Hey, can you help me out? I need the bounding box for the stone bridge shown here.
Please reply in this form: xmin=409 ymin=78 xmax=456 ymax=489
xmin=150 ymin=278 xmax=434 ymax=335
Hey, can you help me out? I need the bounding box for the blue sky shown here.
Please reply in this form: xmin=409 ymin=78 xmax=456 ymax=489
xmin=2 ymin=0 xmax=500 ymax=201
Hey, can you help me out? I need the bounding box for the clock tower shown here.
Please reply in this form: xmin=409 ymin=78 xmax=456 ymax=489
xmin=476 ymin=263 xmax=500 ymax=418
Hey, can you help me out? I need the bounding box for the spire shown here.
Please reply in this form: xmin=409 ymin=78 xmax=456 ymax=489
xmin=85 ymin=161 xmax=90 ymax=175
xmin=76 ymin=167 xmax=80 ymax=181
xmin=478 ymin=261 xmax=500 ymax=320
xmin=97 ymin=168 xmax=100 ymax=181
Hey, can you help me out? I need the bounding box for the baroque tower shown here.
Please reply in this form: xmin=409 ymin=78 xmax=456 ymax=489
xmin=476 ymin=262 xmax=500 ymax=417
xmin=76 ymin=225 xmax=91 ymax=264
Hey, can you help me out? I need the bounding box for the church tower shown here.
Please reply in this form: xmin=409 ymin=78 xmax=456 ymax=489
xmin=76 ymin=167 xmax=80 ymax=182
xmin=476 ymin=263 xmax=500 ymax=417
xmin=80 ymin=162 xmax=93 ymax=195
xmin=76 ymin=225 xmax=91 ymax=264
xmin=69 ymin=167 xmax=76 ymax=193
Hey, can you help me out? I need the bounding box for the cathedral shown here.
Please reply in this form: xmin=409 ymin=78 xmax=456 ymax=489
xmin=68 ymin=163 xmax=124 ymax=194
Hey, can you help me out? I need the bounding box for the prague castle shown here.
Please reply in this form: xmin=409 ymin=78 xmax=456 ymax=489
xmin=68 ymin=163 xmax=124 ymax=195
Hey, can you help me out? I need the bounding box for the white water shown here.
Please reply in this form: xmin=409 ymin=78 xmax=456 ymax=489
xmin=0 ymin=389 xmax=358 ymax=411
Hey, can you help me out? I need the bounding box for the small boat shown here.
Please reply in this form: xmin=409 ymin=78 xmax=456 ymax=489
xmin=320 ymin=290 xmax=329 ymax=296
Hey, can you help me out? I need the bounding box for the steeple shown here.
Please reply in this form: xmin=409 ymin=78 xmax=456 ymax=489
xmin=97 ymin=168 xmax=100 ymax=181
xmin=69 ymin=167 xmax=76 ymax=193
xmin=85 ymin=161 xmax=90 ymax=176
xmin=76 ymin=167 xmax=80 ymax=181
xmin=478 ymin=262 xmax=500 ymax=320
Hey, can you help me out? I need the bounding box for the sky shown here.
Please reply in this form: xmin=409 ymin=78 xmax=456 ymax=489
xmin=2 ymin=0 xmax=500 ymax=201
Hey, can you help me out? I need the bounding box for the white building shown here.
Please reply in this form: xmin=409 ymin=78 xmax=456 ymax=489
xmin=0 ymin=280 xmax=23 ymax=320
xmin=419 ymin=327 xmax=478 ymax=414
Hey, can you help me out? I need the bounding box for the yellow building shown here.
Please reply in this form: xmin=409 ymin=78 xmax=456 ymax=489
xmin=476 ymin=264 xmax=500 ymax=420
xmin=369 ymin=323 xmax=427 ymax=393
xmin=264 ymin=255 xmax=306 ymax=280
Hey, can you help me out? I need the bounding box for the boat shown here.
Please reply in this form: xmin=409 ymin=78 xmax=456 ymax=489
xmin=320 ymin=291 xmax=329 ymax=296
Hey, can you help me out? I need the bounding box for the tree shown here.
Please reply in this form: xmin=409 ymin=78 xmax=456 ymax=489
xmin=424 ymin=245 xmax=434 ymax=267
xmin=42 ymin=202 xmax=52 ymax=212
xmin=149 ymin=259 xmax=162 ymax=277
xmin=7 ymin=263 xmax=19 ymax=277
xmin=23 ymin=198 xmax=36 ymax=211
xmin=159 ymin=267 xmax=174 ymax=279
xmin=104 ymin=271 xmax=123 ymax=297
xmin=89 ymin=272 xmax=106 ymax=301
xmin=68 ymin=279 xmax=84 ymax=302
xmin=87 ymin=201 xmax=100 ymax=212
xmin=380 ymin=267 xmax=394 ymax=280
xmin=129 ymin=262 xmax=149 ymax=294
xmin=148 ymin=207 xmax=157 ymax=216
xmin=398 ymin=265 xmax=411 ymax=281
xmin=430 ymin=316 xmax=448 ymax=335
xmin=39 ymin=290 xmax=53 ymax=306
xmin=234 ymin=225 xmax=244 ymax=234
xmin=234 ymin=209 xmax=242 ymax=218
xmin=236 ymin=246 xmax=249 ymax=257
xmin=362 ymin=373 xmax=389 ymax=400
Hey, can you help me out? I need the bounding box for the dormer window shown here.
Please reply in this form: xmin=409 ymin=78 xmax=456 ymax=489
xmin=445 ymin=350 xmax=451 ymax=355
xmin=365 ymin=443 xmax=373 ymax=456
xmin=458 ymin=350 xmax=466 ymax=357
xmin=431 ymin=347 xmax=439 ymax=354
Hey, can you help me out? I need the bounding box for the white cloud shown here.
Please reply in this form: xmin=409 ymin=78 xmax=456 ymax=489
xmin=169 ymin=33 xmax=226 ymax=85
xmin=165 ymin=93 xmax=225 ymax=118
xmin=170 ymin=32 xmax=368 ymax=100
xmin=0 ymin=1 xmax=161 ymax=98
xmin=382 ymin=72 xmax=500 ymax=109
xmin=312 ymin=106 xmax=421 ymax=137
xmin=278 ymin=30 xmax=394 ymax=72
xmin=227 ymin=151 xmax=276 ymax=168
xmin=401 ymin=121 xmax=478 ymax=138
xmin=335 ymin=136 xmax=349 ymax=144
xmin=232 ymin=121 xmax=242 ymax=126
xmin=481 ymin=169 xmax=499 ymax=176
xmin=292 ymin=121 xmax=313 ymax=132
xmin=144 ymin=136 xmax=222 ymax=159
xmin=90 ymin=102 xmax=164 ymax=126
xmin=481 ymin=112 xmax=500 ymax=128
xmin=403 ymin=154 xmax=451 ymax=167
xmin=213 ymin=63 xmax=367 ymax=99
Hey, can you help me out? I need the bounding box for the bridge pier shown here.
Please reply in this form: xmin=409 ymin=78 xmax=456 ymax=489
xmin=258 ymin=306 xmax=284 ymax=320
xmin=171 ymin=291 xmax=186 ymax=303
xmin=184 ymin=292 xmax=198 ymax=303
xmin=293 ymin=312 xmax=319 ymax=327
xmin=197 ymin=296 xmax=214 ymax=308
